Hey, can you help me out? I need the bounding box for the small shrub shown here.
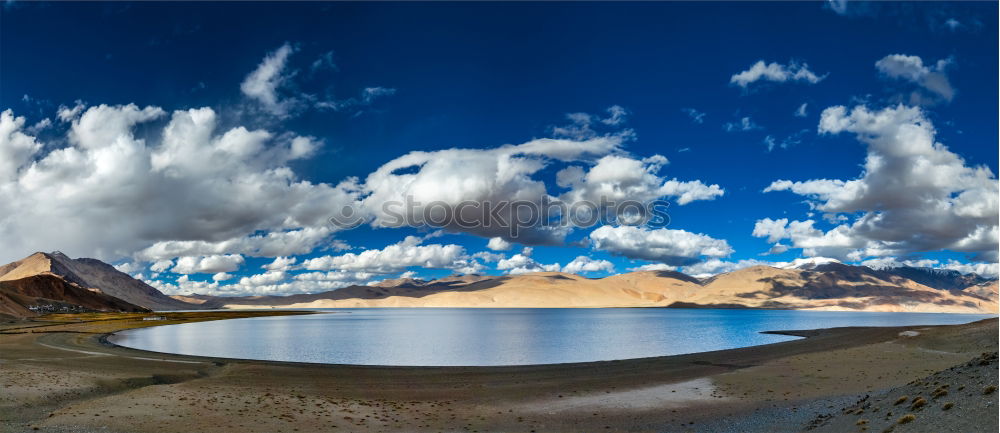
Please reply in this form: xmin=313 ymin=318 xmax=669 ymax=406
xmin=910 ymin=397 xmax=926 ymax=410
xmin=984 ymin=385 xmax=996 ymax=395
xmin=942 ymin=402 xmax=954 ymax=410
xmin=893 ymin=396 xmax=908 ymax=405
xmin=856 ymin=419 xmax=869 ymax=425
xmin=897 ymin=414 xmax=916 ymax=424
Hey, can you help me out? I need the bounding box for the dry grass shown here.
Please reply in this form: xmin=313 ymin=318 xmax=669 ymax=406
xmin=909 ymin=397 xmax=926 ymax=410
xmin=897 ymin=414 xmax=916 ymax=424
xmin=941 ymin=402 xmax=954 ymax=410
xmin=931 ymin=387 xmax=948 ymax=399
xmin=893 ymin=396 xmax=908 ymax=405
xmin=984 ymin=385 xmax=996 ymax=395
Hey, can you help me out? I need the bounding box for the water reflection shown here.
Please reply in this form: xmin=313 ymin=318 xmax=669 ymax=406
xmin=109 ymin=308 xmax=994 ymax=366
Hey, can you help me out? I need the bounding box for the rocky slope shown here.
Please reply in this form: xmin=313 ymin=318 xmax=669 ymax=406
xmin=0 ymin=252 xmax=197 ymax=316
xmin=0 ymin=273 xmax=148 ymax=318
xmin=184 ymin=264 xmax=998 ymax=313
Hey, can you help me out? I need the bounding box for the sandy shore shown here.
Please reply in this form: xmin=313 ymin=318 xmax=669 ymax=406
xmin=1 ymin=312 xmax=996 ymax=433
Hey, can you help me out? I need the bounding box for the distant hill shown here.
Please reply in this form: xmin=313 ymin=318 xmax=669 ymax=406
xmin=878 ymin=266 xmax=994 ymax=292
xmin=177 ymin=264 xmax=998 ymax=314
xmin=0 ymin=252 xmax=199 ymax=317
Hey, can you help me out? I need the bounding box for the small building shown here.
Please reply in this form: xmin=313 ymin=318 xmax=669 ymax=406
xmin=142 ymin=315 xmax=166 ymax=321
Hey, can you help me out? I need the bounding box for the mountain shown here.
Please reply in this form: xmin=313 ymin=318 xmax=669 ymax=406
xmin=178 ymin=264 xmax=998 ymax=313
xmin=0 ymin=252 xmax=197 ymax=313
xmin=878 ymin=266 xmax=993 ymax=292
xmin=0 ymin=273 xmax=148 ymax=318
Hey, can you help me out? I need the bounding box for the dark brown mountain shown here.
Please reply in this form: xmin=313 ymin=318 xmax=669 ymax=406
xmin=0 ymin=273 xmax=148 ymax=318
xmin=0 ymin=252 xmax=197 ymax=311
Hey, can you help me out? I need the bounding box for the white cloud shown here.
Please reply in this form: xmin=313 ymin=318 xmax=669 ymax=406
xmin=113 ymin=262 xmax=139 ymax=274
xmin=730 ymin=60 xmax=825 ymax=88
xmin=0 ymin=110 xmax=43 ymax=182
xmin=627 ymin=263 xmax=677 ymax=272
xmin=212 ymin=272 xmax=234 ymax=282
xmin=0 ymin=104 xmax=355 ymax=265
xmin=310 ymin=50 xmax=336 ymax=72
xmin=601 ymin=105 xmax=628 ymax=126
xmin=589 ymin=225 xmax=733 ymax=266
xmin=561 ymin=256 xmax=615 ymax=274
xmin=316 ymin=87 xmax=398 ymax=113
xmin=240 ymin=42 xmax=300 ymax=117
xmin=301 ymin=237 xmax=482 ymax=275
xmin=794 ymin=103 xmax=808 ymax=118
xmin=759 ymin=104 xmax=998 ymax=263
xmin=944 ymin=18 xmax=961 ymax=31
xmin=171 ymin=254 xmax=245 ymax=274
xmin=496 ymin=247 xmax=561 ymax=275
xmin=681 ymin=108 xmax=706 ymax=124
xmin=875 ymin=54 xmax=954 ymax=104
xmin=723 ymin=116 xmax=761 ymax=132
xmin=561 ymin=154 xmax=724 ymax=210
xmin=263 ymin=256 xmax=298 ymax=271
xmin=487 ymin=237 xmax=513 ymax=251
xmin=762 ymin=129 xmax=808 ymax=152
xmin=766 ymin=243 xmax=790 ymax=255
xmin=681 ymin=258 xmax=770 ymax=278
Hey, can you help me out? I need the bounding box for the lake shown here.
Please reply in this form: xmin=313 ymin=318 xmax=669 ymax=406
xmin=109 ymin=308 xmax=994 ymax=366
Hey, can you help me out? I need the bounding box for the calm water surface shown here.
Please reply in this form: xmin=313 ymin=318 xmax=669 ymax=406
xmin=109 ymin=308 xmax=993 ymax=366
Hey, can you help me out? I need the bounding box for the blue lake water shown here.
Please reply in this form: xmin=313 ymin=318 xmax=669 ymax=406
xmin=109 ymin=308 xmax=994 ymax=366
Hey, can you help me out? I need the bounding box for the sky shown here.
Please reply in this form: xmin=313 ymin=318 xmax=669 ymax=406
xmin=1 ymin=1 xmax=997 ymax=296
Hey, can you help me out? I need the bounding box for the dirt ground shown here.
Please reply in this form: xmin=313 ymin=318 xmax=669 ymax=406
xmin=1 ymin=312 xmax=996 ymax=433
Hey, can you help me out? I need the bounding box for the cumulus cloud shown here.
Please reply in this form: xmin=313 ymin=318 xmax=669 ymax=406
xmin=589 ymin=225 xmax=733 ymax=266
xmin=758 ymin=104 xmax=998 ymax=264
xmin=496 ymin=247 xmax=561 ymax=275
xmin=301 ymin=236 xmax=483 ymax=275
xmin=356 ymin=107 xmax=721 ymax=247
xmin=171 ymin=254 xmax=245 ymax=274
xmin=212 ymin=272 xmax=235 ymax=281
xmin=561 ymin=256 xmax=615 ymax=274
xmin=681 ymin=258 xmax=771 ymax=278
xmin=627 ymin=263 xmax=677 ymax=272
xmin=487 ymin=237 xmax=513 ymax=251
xmin=0 ymin=104 xmax=355 ymax=266
xmin=263 ymin=256 xmax=298 ymax=271
xmin=730 ymin=60 xmax=825 ymax=88
xmin=560 ymin=154 xmax=724 ymax=211
xmin=875 ymin=54 xmax=954 ymax=104
xmin=0 ymin=110 xmax=43 ymax=181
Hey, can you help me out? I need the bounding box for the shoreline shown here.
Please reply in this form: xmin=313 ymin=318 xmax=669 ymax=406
xmin=2 ymin=312 xmax=997 ymax=432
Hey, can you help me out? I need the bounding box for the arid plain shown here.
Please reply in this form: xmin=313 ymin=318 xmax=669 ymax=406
xmin=2 ymin=312 xmax=996 ymax=433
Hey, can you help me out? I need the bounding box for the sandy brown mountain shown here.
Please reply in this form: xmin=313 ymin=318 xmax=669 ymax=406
xmin=192 ymin=264 xmax=998 ymax=314
xmin=0 ymin=252 xmax=197 ymax=315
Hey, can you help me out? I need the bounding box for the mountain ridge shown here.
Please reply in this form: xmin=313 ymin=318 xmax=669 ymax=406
xmin=178 ymin=265 xmax=998 ymax=314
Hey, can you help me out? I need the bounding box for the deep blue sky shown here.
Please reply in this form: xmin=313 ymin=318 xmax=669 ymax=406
xmin=2 ymin=2 xmax=997 ymax=291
